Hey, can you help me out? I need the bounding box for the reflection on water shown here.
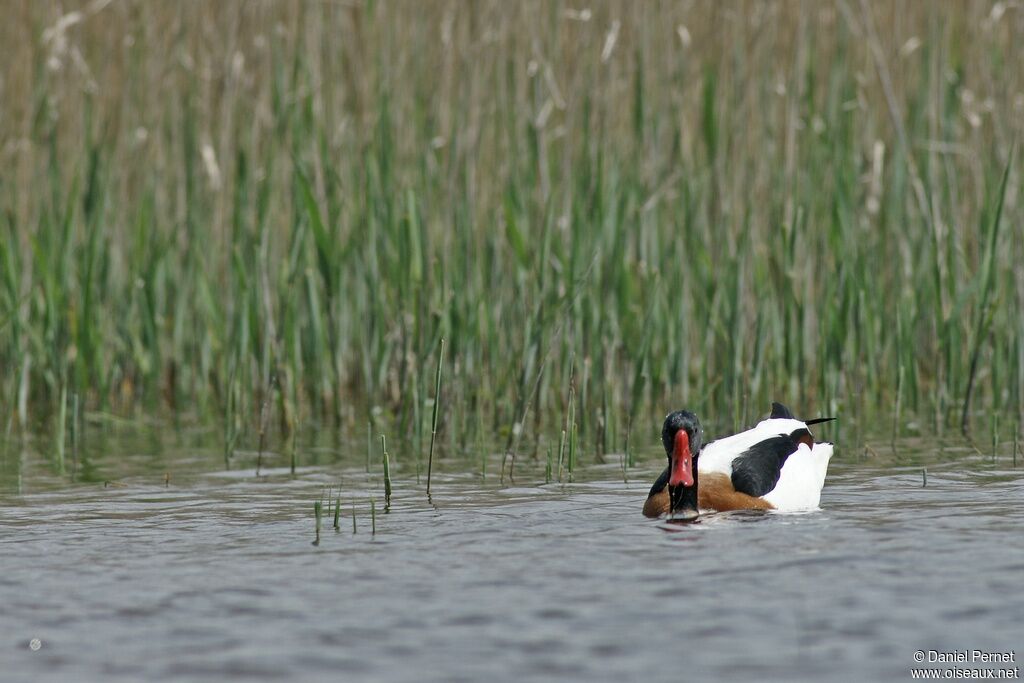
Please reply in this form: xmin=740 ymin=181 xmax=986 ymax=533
xmin=1 ymin=426 xmax=1022 ymax=682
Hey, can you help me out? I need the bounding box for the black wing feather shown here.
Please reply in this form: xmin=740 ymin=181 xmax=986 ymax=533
xmin=730 ymin=435 xmax=801 ymax=497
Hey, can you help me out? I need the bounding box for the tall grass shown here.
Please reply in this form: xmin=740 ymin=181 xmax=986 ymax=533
xmin=1 ymin=2 xmax=1022 ymax=458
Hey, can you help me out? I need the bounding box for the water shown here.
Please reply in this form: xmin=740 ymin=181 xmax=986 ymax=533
xmin=1 ymin=428 xmax=1021 ymax=682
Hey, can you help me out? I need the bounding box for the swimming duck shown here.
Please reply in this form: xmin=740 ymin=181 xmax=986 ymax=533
xmin=643 ymin=402 xmax=834 ymax=518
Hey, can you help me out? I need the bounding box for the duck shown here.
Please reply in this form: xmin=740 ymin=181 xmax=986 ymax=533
xmin=643 ymin=402 xmax=834 ymax=518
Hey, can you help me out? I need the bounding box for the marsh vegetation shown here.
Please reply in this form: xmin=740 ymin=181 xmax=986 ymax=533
xmin=1 ymin=1 xmax=1022 ymax=467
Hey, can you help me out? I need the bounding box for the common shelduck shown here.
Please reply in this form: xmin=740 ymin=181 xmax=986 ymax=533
xmin=643 ymin=402 xmax=835 ymax=518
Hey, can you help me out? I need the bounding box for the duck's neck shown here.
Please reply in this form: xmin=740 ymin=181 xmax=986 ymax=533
xmin=668 ymin=459 xmax=699 ymax=513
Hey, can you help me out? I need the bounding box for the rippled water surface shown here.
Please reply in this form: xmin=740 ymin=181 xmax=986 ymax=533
xmin=1 ymin=428 xmax=1021 ymax=682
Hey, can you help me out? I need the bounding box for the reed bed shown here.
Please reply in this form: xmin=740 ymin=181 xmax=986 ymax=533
xmin=1 ymin=1 xmax=1022 ymax=461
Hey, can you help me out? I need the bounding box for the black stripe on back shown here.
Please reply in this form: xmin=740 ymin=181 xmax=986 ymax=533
xmin=730 ymin=434 xmax=801 ymax=497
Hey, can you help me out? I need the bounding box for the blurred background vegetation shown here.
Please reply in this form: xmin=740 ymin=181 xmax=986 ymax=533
xmin=1 ymin=1 xmax=1021 ymax=462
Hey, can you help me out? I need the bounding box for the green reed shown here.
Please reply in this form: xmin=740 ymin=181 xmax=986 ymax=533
xmin=313 ymin=500 xmax=322 ymax=546
xmin=426 ymin=338 xmax=445 ymax=496
xmin=381 ymin=434 xmax=392 ymax=509
xmin=0 ymin=2 xmax=1021 ymax=463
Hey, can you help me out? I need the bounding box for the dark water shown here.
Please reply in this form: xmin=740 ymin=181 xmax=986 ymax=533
xmin=1 ymin=429 xmax=1021 ymax=682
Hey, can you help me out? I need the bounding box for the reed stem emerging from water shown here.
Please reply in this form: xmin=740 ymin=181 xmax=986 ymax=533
xmin=55 ymin=382 xmax=66 ymax=474
xmin=381 ymin=434 xmax=392 ymax=509
xmin=961 ymin=148 xmax=1013 ymax=435
xmin=556 ymin=429 xmax=566 ymax=483
xmin=313 ymin=501 xmax=322 ymax=546
xmin=288 ymin=412 xmax=298 ymax=476
xmin=426 ymin=338 xmax=445 ymax=497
